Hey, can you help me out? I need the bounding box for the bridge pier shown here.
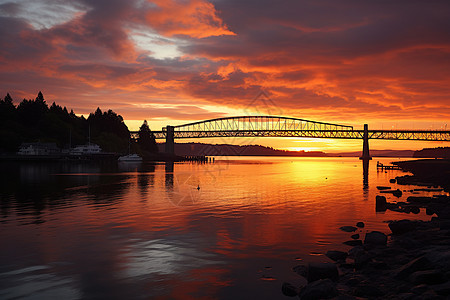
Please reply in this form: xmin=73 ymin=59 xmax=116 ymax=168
xmin=359 ymin=124 xmax=372 ymax=160
xmin=165 ymin=125 xmax=175 ymax=155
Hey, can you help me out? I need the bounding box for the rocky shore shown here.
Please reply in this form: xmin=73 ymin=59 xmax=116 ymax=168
xmin=283 ymin=159 xmax=450 ymax=299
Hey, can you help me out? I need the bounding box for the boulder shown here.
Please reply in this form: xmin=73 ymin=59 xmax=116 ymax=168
xmin=390 ymin=178 xmax=396 ymax=183
xmin=410 ymin=206 xmax=420 ymax=214
xmin=351 ymin=233 xmax=360 ymax=240
xmin=340 ymin=226 xmax=357 ymax=232
xmin=388 ymin=219 xmax=419 ymax=235
xmin=376 ymin=195 xmax=387 ymax=211
xmin=281 ymin=282 xmax=299 ymax=297
xmin=354 ymin=251 xmax=372 ymax=269
xmin=407 ymin=196 xmax=432 ymax=204
xmin=409 ymin=270 xmax=447 ymax=285
xmin=343 ymin=240 xmax=363 ymax=247
xmin=394 ymin=256 xmax=433 ymax=279
xmin=293 ymin=265 xmax=307 ymax=277
xmin=392 ymin=189 xmax=403 ymax=198
xmin=307 ymin=262 xmax=339 ymax=282
xmin=354 ymin=284 xmax=384 ymax=298
xmin=364 ymin=231 xmax=387 ymax=247
xmin=326 ymin=250 xmax=348 ymax=262
xmin=356 ymin=221 xmax=365 ymax=228
xmin=299 ymin=279 xmax=338 ymax=300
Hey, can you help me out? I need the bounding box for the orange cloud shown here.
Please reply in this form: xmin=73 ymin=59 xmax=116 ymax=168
xmin=145 ymin=0 xmax=235 ymax=38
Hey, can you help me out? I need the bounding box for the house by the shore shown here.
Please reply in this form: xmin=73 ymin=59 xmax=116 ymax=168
xmin=17 ymin=142 xmax=61 ymax=156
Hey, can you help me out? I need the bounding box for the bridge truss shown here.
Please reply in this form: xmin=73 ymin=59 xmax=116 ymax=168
xmin=131 ymin=116 xmax=450 ymax=142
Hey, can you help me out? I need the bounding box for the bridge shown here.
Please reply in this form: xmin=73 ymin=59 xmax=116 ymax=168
xmin=130 ymin=116 xmax=450 ymax=158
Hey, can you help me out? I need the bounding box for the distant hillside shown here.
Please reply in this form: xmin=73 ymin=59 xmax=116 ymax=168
xmin=332 ymin=150 xmax=415 ymax=157
xmin=157 ymin=143 xmax=327 ymax=157
xmin=413 ymin=147 xmax=450 ymax=158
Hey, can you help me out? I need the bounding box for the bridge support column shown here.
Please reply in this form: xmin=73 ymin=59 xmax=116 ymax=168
xmin=165 ymin=125 xmax=175 ymax=155
xmin=359 ymin=124 xmax=372 ymax=160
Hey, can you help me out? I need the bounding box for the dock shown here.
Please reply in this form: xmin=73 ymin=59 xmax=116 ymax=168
xmin=376 ymin=161 xmax=401 ymax=170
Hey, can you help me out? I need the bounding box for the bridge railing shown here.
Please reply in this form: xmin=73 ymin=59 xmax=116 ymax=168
xmin=170 ymin=116 xmax=354 ymax=133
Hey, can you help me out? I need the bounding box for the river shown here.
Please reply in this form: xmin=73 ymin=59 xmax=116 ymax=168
xmin=0 ymin=157 xmax=444 ymax=299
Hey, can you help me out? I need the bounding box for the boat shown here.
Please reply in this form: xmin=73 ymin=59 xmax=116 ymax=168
xmin=118 ymin=154 xmax=143 ymax=162
xmin=70 ymin=143 xmax=102 ymax=155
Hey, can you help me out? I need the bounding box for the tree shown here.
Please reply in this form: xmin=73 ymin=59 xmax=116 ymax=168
xmin=138 ymin=120 xmax=158 ymax=153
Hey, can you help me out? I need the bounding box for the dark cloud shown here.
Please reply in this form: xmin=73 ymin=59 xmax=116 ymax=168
xmin=1 ymin=0 xmax=450 ymax=127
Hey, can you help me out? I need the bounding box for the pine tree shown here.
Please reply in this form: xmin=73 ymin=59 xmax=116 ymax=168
xmin=138 ymin=120 xmax=158 ymax=153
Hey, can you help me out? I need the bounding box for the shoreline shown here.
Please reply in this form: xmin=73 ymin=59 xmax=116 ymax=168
xmin=285 ymin=158 xmax=450 ymax=299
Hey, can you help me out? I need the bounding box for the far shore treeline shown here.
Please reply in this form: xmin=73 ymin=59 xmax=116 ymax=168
xmin=0 ymin=92 xmax=158 ymax=155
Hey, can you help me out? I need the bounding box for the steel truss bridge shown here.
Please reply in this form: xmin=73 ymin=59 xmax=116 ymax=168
xmin=130 ymin=116 xmax=450 ymax=156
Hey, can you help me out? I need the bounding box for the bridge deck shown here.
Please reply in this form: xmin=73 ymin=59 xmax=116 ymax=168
xmin=131 ymin=129 xmax=450 ymax=141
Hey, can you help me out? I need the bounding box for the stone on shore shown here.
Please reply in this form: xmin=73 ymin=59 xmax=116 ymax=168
xmin=340 ymin=226 xmax=357 ymax=232
xmin=292 ymin=265 xmax=308 ymax=277
xmin=307 ymin=262 xmax=339 ymax=282
xmin=343 ymin=240 xmax=363 ymax=246
xmin=407 ymin=196 xmax=432 ymax=204
xmin=393 ymin=189 xmax=403 ymax=197
xmin=281 ymin=282 xmax=299 ymax=297
xmin=394 ymin=256 xmax=433 ymax=279
xmin=409 ymin=270 xmax=447 ymax=285
xmin=364 ymin=231 xmax=387 ymax=247
xmin=388 ymin=219 xmax=419 ymax=235
xmin=298 ymin=279 xmax=338 ymax=300
xmin=356 ymin=221 xmax=365 ymax=228
xmin=351 ymin=233 xmax=359 ymax=240
xmin=353 ymin=284 xmax=384 ymax=298
xmin=326 ymin=250 xmax=348 ymax=262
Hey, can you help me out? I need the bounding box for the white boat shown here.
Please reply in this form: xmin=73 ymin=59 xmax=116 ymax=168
xmin=70 ymin=143 xmax=102 ymax=155
xmin=118 ymin=154 xmax=143 ymax=162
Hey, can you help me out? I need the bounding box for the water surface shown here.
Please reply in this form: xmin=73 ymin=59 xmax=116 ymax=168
xmin=0 ymin=157 xmax=443 ymax=299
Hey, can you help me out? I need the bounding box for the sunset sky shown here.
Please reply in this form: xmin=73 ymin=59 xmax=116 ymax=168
xmin=1 ymin=0 xmax=450 ymax=152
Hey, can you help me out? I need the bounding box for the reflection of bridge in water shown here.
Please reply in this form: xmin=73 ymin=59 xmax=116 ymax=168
xmin=130 ymin=116 xmax=450 ymax=158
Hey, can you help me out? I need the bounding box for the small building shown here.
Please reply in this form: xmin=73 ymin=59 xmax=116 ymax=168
xmin=18 ymin=143 xmax=61 ymax=156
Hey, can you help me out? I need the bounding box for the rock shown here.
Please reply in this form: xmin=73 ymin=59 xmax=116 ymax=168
xmin=376 ymin=195 xmax=387 ymax=211
xmin=340 ymin=226 xmax=357 ymax=232
xmin=409 ymin=270 xmax=447 ymax=285
xmin=343 ymin=240 xmax=363 ymax=246
xmin=411 ymin=284 xmax=429 ymax=295
xmin=393 ymin=189 xmax=403 ymax=198
xmin=394 ymin=256 xmax=433 ymax=279
xmin=407 ymin=196 xmax=432 ymax=204
xmin=426 ymin=207 xmax=435 ymax=215
xmin=293 ymin=265 xmax=308 ymax=277
xmin=326 ymin=250 xmax=348 ymax=262
xmin=436 ymin=206 xmax=450 ymax=219
xmin=353 ymin=284 xmax=384 ymax=297
xmin=307 ymin=262 xmax=339 ymax=282
xmin=389 ymin=219 xmax=419 ymax=235
xmin=347 ymin=246 xmax=364 ymax=258
xmin=410 ymin=206 xmax=420 ymax=214
xmin=354 ymin=251 xmax=372 ymax=269
xmin=377 ymin=186 xmax=391 ymax=190
xmin=351 ymin=234 xmax=359 ymax=240
xmin=430 ymin=281 xmax=450 ymax=296
xmin=281 ymin=282 xmax=299 ymax=297
xmin=299 ymin=279 xmax=338 ymax=300
xmin=364 ymin=231 xmax=387 ymax=247
xmin=356 ymin=221 xmax=365 ymax=228
xmin=390 ymin=178 xmax=396 ymax=183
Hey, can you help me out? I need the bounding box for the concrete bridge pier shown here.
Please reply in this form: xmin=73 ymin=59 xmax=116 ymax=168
xmin=165 ymin=125 xmax=175 ymax=155
xmin=359 ymin=124 xmax=372 ymax=160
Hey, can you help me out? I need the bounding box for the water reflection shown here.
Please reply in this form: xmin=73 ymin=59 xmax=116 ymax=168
xmin=165 ymin=162 xmax=174 ymax=190
xmin=0 ymin=158 xmax=442 ymax=299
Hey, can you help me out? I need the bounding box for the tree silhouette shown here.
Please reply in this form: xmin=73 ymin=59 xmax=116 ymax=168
xmin=138 ymin=120 xmax=158 ymax=154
